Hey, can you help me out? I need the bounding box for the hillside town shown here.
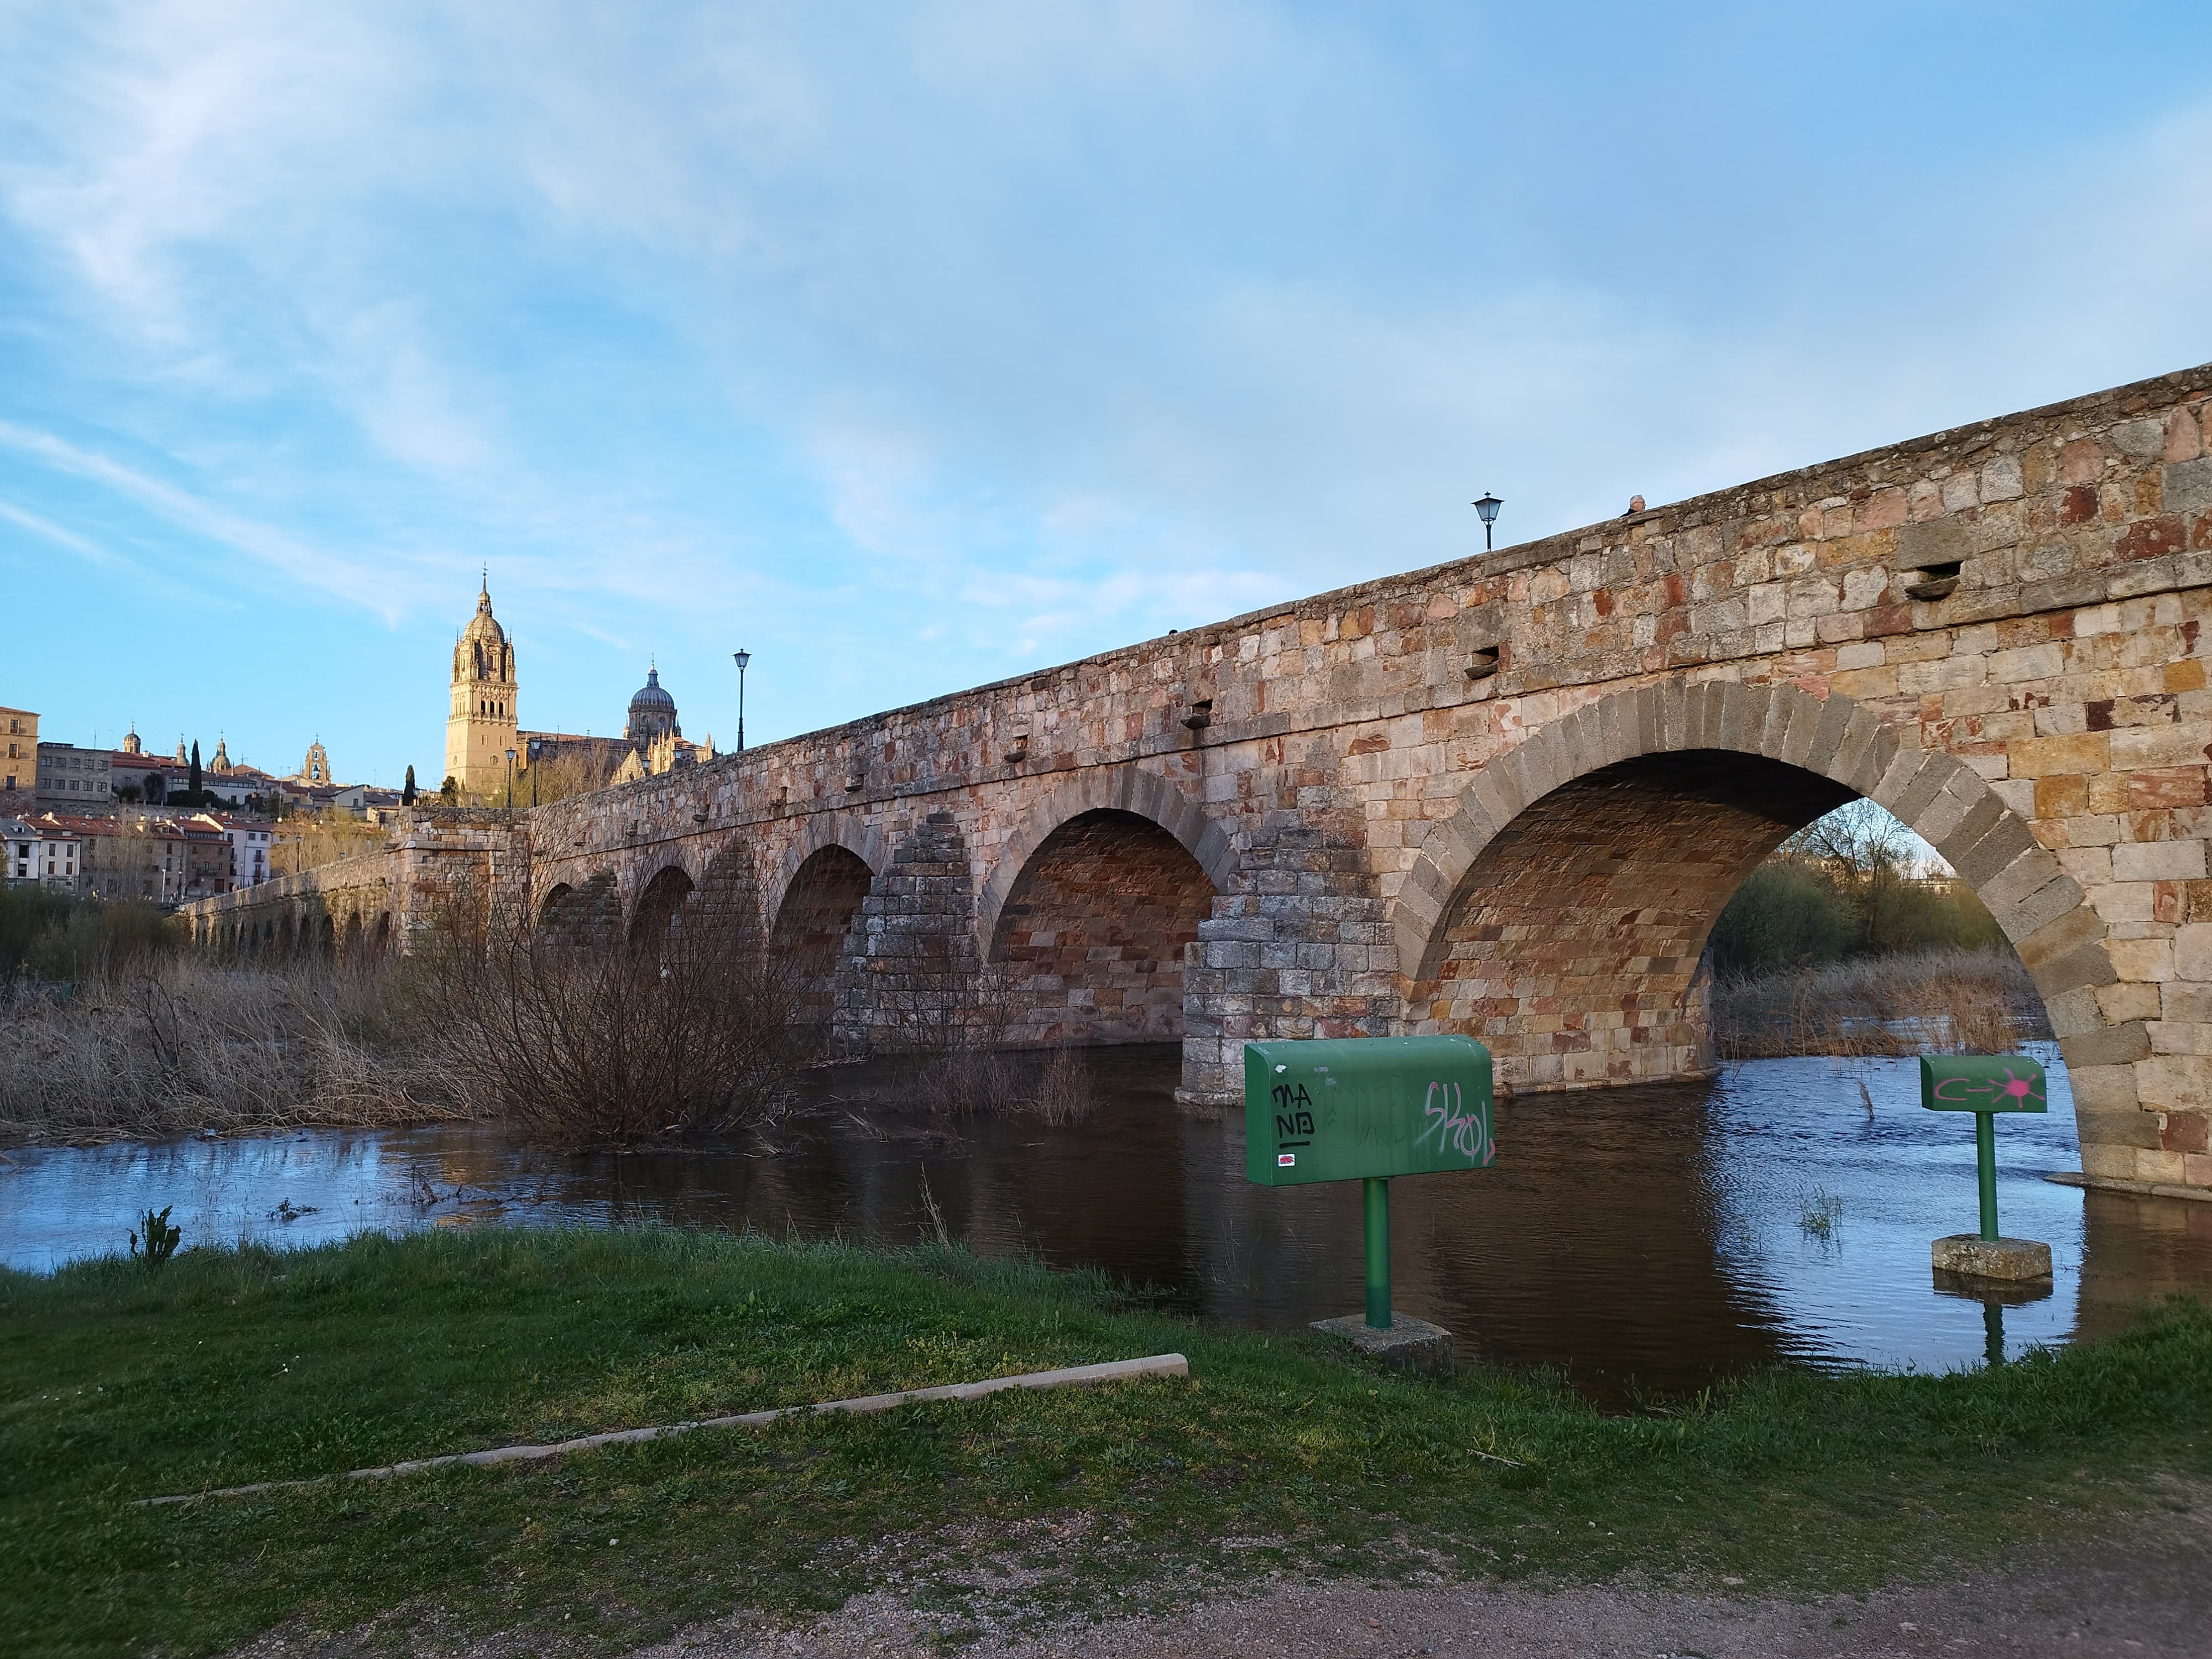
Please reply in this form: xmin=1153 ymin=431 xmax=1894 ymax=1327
xmin=0 ymin=702 xmax=399 ymax=905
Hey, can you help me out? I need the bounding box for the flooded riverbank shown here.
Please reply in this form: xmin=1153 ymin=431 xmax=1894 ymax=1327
xmin=7 ymin=1044 xmax=2211 ymax=1401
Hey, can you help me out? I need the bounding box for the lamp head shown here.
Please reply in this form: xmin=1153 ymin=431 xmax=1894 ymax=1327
xmin=1473 ymin=492 xmax=1503 ymax=528
xmin=733 ymin=649 xmax=752 ymax=671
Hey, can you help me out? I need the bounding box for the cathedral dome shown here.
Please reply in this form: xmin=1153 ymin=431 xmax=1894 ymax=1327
xmin=624 ymin=666 xmax=680 ymax=745
xmin=628 ymin=667 xmax=676 ymax=715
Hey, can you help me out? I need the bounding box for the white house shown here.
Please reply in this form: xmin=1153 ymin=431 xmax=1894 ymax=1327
xmin=2 ymin=815 xmax=80 ymax=887
xmin=204 ymin=816 xmax=275 ymax=888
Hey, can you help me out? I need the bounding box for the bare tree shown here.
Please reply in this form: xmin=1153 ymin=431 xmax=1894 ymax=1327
xmin=405 ymin=879 xmax=803 ymax=1142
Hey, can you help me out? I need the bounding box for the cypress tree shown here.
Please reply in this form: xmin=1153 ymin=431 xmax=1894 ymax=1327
xmin=188 ymin=741 xmax=202 ymax=798
xmin=401 ymin=765 xmax=417 ymax=806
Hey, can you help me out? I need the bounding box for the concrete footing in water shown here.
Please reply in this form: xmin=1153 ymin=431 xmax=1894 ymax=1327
xmin=1931 ymin=1234 xmax=2053 ymax=1283
xmin=1311 ymin=1312 xmax=1455 ymax=1376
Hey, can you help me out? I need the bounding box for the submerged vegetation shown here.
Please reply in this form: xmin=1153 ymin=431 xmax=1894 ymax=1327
xmin=3 ymin=1227 xmax=2207 ymax=1657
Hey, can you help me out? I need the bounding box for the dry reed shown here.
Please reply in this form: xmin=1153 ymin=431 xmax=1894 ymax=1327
xmin=1713 ymin=946 xmax=2051 ymax=1060
xmin=0 ymin=956 xmax=459 ymax=1145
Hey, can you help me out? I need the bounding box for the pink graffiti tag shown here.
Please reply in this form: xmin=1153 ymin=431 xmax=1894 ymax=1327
xmin=1418 ymin=1080 xmax=1494 ymax=1166
xmin=1932 ymin=1066 xmax=2044 ymax=1110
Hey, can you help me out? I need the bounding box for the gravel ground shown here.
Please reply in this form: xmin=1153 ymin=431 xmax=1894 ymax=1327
xmin=623 ymin=1541 xmax=2210 ymax=1659
xmin=232 ymin=1518 xmax=2211 ymax=1659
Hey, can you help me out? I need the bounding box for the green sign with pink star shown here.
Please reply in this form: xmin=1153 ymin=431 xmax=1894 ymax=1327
xmin=1919 ymin=1055 xmax=2047 ymax=1114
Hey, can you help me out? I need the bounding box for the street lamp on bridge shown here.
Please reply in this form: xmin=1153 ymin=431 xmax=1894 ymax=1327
xmin=733 ymin=649 xmax=751 ymax=753
xmin=1473 ymin=492 xmax=1503 ymax=552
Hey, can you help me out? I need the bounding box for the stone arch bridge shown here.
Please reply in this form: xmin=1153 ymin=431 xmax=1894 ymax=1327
xmin=184 ymin=363 xmax=2212 ymax=1197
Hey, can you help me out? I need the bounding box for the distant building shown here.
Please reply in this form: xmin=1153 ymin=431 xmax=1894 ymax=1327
xmin=35 ymin=743 xmax=113 ymax=808
xmin=109 ymin=749 xmax=192 ymax=805
xmin=445 ymin=577 xmax=518 ymax=796
xmin=438 ymin=577 xmax=719 ymax=802
xmin=3 ymin=706 xmax=39 ymax=797
xmin=2 ymin=814 xmax=77 ymax=888
xmin=205 ymin=815 xmax=276 ymax=888
xmin=41 ymin=811 xmax=226 ymax=904
xmin=609 ymin=667 xmax=714 ymax=785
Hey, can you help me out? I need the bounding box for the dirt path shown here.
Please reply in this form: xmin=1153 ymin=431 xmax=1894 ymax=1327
xmin=613 ymin=1535 xmax=2208 ymax=1659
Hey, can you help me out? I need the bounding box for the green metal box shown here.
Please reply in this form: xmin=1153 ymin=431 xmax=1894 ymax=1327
xmin=1919 ymin=1054 xmax=2047 ymax=1114
xmin=1243 ymin=1035 xmax=1494 ymax=1187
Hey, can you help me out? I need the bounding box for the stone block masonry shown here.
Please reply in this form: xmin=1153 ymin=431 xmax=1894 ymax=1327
xmin=181 ymin=362 xmax=2212 ymax=1194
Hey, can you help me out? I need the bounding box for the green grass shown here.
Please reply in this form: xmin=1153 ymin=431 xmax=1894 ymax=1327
xmin=4 ymin=1227 xmax=2208 ymax=1657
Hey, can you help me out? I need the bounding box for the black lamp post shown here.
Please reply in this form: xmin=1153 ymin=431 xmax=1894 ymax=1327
xmin=504 ymin=748 xmax=516 ymax=810
xmin=1473 ymin=492 xmax=1503 ymax=552
xmin=732 ymin=649 xmax=751 ymax=752
xmin=527 ymin=738 xmax=540 ymax=807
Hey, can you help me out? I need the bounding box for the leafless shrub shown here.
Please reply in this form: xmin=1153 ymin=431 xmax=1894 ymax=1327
xmin=874 ymin=946 xmax=1102 ymax=1124
xmin=0 ymin=954 xmax=451 ymax=1145
xmin=1713 ymin=946 xmax=2050 ymax=1060
xmin=1025 ymin=1045 xmax=1099 ymax=1126
xmin=403 ymin=881 xmax=804 ymax=1143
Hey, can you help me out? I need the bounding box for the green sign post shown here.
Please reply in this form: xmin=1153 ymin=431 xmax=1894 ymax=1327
xmin=1244 ymin=1035 xmax=1494 ymax=1334
xmin=1919 ymin=1053 xmax=2047 ymax=1240
xmin=1919 ymin=1053 xmax=2053 ymax=1290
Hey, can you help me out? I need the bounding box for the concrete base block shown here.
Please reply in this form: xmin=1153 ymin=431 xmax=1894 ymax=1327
xmin=1311 ymin=1312 xmax=1455 ymax=1376
xmin=1931 ymin=1234 xmax=2052 ymax=1282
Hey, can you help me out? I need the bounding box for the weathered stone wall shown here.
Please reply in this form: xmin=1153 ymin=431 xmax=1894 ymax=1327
xmin=181 ymin=361 xmax=2212 ymax=1196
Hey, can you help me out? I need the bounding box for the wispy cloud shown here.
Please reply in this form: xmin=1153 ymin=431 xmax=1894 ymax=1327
xmin=0 ymin=495 xmax=118 ymax=565
xmin=0 ymin=420 xmax=400 ymax=613
xmin=2 ymin=3 xmax=2209 ymax=782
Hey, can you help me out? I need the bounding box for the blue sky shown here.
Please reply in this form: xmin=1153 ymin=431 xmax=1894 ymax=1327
xmin=3 ymin=3 xmax=2210 ymax=787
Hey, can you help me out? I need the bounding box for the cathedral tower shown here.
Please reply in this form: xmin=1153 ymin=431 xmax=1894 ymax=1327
xmin=444 ymin=576 xmax=518 ymax=796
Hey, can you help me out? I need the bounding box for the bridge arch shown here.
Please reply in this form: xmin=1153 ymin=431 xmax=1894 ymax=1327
xmin=1391 ymin=681 xmax=2110 ymax=1092
xmin=771 ymin=838 xmax=880 ymax=1034
xmin=980 ymin=771 xmax=1231 ymax=1048
xmin=768 ymin=817 xmax=888 ymax=930
xmin=628 ymin=863 xmax=697 ymax=950
xmin=975 ymin=768 xmax=1235 ymax=954
xmin=538 ymin=881 xmax=575 ymax=931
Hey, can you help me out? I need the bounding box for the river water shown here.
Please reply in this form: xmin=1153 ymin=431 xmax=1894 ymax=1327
xmin=7 ymin=1044 xmax=2211 ymax=1401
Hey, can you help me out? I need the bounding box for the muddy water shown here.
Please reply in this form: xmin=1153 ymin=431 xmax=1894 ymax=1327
xmin=7 ymin=1044 xmax=2211 ymax=1401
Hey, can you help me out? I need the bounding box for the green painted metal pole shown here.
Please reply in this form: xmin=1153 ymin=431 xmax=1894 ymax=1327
xmin=1363 ymin=1176 xmax=1391 ymax=1330
xmin=1975 ymin=1111 xmax=1999 ymax=1241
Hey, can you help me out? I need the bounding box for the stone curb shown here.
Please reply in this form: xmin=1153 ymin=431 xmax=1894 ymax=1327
xmin=2045 ymin=1171 xmax=2212 ymax=1204
xmin=137 ymin=1353 xmax=1190 ymax=1507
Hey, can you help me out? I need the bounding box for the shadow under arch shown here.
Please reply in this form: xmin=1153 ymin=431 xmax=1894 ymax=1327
xmin=974 ymin=767 xmax=1235 ymax=955
xmin=771 ymin=843 xmax=877 ymax=1032
xmin=1390 ymin=682 xmax=2113 ymax=1097
xmin=984 ymin=806 xmax=1224 ymax=1047
xmin=766 ymin=817 xmax=888 ymax=934
xmin=628 ymin=864 xmax=697 ymax=951
xmin=538 ymin=881 xmax=575 ymax=931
